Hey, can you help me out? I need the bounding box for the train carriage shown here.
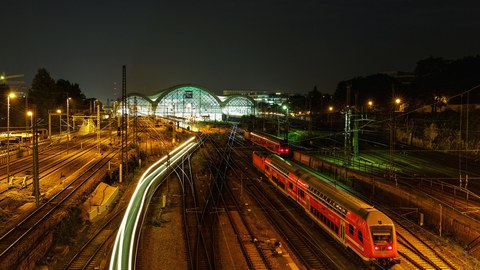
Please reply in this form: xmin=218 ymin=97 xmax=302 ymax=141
xmin=244 ymin=130 xmax=290 ymax=156
xmin=253 ymin=152 xmax=398 ymax=267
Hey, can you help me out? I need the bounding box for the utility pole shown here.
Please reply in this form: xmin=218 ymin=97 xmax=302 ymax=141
xmin=134 ymin=97 xmax=138 ymax=147
xmin=353 ymin=92 xmax=359 ymax=161
xmin=344 ymin=82 xmax=352 ymax=165
xmin=32 ymin=106 xmax=40 ymax=207
xmin=308 ymin=95 xmax=312 ymax=136
xmin=67 ymin=97 xmax=71 ymax=154
xmin=122 ymin=65 xmax=128 ymax=179
xmin=97 ymin=101 xmax=100 ymax=154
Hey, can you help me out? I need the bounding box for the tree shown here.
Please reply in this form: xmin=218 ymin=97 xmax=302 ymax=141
xmin=56 ymin=79 xmax=87 ymax=111
xmin=29 ymin=68 xmax=57 ymax=122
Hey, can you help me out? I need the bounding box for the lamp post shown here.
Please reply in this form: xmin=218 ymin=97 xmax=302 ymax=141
xmin=390 ymin=98 xmax=401 ymax=183
xmin=367 ymin=100 xmax=373 ymax=116
xmin=67 ymin=98 xmax=71 ymax=153
xmin=282 ymin=104 xmax=289 ymax=142
xmin=27 ymin=111 xmax=33 ymax=133
xmin=7 ymin=93 xmax=15 ymax=183
xmin=95 ymin=100 xmax=100 ymax=153
xmin=329 ymin=106 xmax=334 ymax=136
xmin=57 ymin=109 xmax=62 ymax=138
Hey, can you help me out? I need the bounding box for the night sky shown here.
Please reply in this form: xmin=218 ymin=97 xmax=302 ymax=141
xmin=1 ymin=0 xmax=480 ymax=102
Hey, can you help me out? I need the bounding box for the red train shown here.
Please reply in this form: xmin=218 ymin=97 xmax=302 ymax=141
xmin=252 ymin=151 xmax=398 ymax=267
xmin=244 ymin=130 xmax=290 ymax=156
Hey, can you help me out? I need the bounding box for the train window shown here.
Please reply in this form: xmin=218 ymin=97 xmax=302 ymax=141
xmin=358 ymin=231 xmax=363 ymax=243
xmin=334 ymin=225 xmax=339 ymax=235
xmin=371 ymin=227 xmax=392 ymax=244
xmin=349 ymin=224 xmax=354 ymax=235
xmin=289 ymin=182 xmax=293 ymax=189
xmin=299 ymin=190 xmax=305 ymax=198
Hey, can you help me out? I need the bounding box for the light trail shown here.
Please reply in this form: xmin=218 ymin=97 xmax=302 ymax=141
xmin=110 ymin=136 xmax=198 ymax=270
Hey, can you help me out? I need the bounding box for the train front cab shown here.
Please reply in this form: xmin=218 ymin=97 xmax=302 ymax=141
xmin=365 ymin=211 xmax=398 ymax=267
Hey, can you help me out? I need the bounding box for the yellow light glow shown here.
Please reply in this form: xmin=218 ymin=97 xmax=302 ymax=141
xmin=27 ymin=111 xmax=33 ymax=116
xmin=395 ymin=98 xmax=401 ymax=104
xmin=57 ymin=109 xmax=61 ymax=113
xmin=8 ymin=93 xmax=15 ymax=98
xmin=329 ymin=106 xmax=333 ymax=111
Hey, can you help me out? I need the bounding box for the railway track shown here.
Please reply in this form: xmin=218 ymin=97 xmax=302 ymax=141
xmin=61 ymin=207 xmax=125 ymax=270
xmin=221 ymin=172 xmax=271 ymax=269
xmin=182 ymin=135 xmax=213 ymax=270
xmin=0 ymin=135 xmax=109 ymax=195
xmin=230 ymin=134 xmax=376 ymax=269
xmin=245 ymin=177 xmax=348 ymax=270
xmin=394 ymin=218 xmax=458 ymax=270
xmin=324 ymin=168 xmax=460 ymax=270
xmin=0 ymin=148 xmax=119 ymax=269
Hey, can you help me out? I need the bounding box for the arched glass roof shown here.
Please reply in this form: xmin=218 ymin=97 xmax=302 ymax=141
xmin=117 ymin=84 xmax=255 ymax=121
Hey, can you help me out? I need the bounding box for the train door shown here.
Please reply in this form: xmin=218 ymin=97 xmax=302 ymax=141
xmin=340 ymin=220 xmax=346 ymax=244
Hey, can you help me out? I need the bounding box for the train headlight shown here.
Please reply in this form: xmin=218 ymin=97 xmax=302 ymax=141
xmin=374 ymin=245 xmax=380 ymax=251
xmin=386 ymin=244 xmax=393 ymax=251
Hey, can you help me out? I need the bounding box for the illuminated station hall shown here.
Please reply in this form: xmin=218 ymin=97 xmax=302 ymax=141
xmin=117 ymin=84 xmax=261 ymax=126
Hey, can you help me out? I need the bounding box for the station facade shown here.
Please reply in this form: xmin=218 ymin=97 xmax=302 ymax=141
xmin=118 ymin=84 xmax=256 ymax=122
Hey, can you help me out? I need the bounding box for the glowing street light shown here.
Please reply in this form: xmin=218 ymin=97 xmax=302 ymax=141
xmin=7 ymin=93 xmax=15 ymax=183
xmin=27 ymin=111 xmax=33 ymax=128
xmin=57 ymin=109 xmax=62 ymax=136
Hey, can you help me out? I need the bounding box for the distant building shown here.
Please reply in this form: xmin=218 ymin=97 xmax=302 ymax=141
xmin=118 ymin=84 xmax=256 ymax=121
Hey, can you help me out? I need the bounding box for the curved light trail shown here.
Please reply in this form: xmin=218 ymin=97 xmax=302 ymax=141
xmin=110 ymin=136 xmax=198 ymax=270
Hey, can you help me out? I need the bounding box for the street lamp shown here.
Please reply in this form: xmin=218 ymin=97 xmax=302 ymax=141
xmin=282 ymin=105 xmax=289 ymax=141
xmin=56 ymin=109 xmax=62 ymax=140
xmin=27 ymin=111 xmax=33 ymax=131
xmin=7 ymin=93 xmax=15 ymax=183
xmin=67 ymin=98 xmax=71 ymax=140
xmin=67 ymin=98 xmax=71 ymax=153
xmin=395 ymin=98 xmax=401 ymax=112
xmin=328 ymin=106 xmax=334 ymax=135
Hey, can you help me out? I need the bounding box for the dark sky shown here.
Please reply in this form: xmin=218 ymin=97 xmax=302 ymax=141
xmin=1 ymin=0 xmax=480 ymax=102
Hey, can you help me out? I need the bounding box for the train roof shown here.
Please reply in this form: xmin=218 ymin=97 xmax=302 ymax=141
xmin=267 ymin=154 xmax=378 ymax=220
xmin=248 ymin=130 xmax=288 ymax=143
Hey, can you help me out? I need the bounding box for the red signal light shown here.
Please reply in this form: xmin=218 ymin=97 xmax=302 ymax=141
xmin=386 ymin=244 xmax=393 ymax=251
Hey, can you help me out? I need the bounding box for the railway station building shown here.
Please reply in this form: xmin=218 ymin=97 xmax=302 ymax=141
xmin=118 ymin=84 xmax=256 ymax=122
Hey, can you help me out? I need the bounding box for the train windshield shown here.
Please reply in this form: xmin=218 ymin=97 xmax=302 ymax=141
xmin=371 ymin=226 xmax=393 ymax=244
